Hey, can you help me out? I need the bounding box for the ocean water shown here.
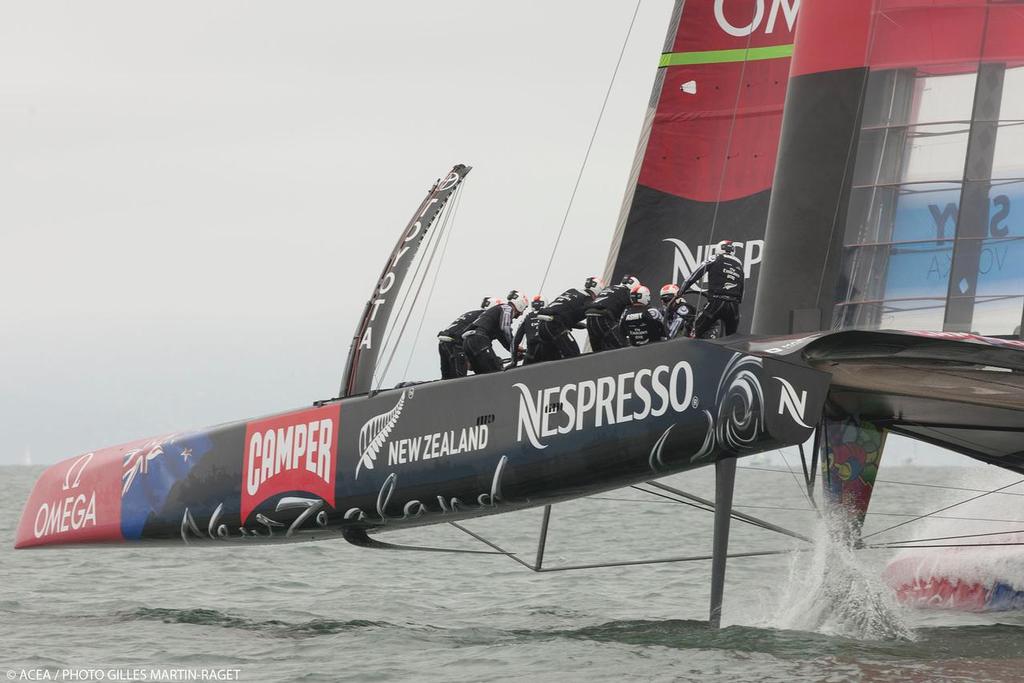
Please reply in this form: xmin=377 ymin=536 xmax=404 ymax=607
xmin=3 ymin=462 xmax=1024 ymax=682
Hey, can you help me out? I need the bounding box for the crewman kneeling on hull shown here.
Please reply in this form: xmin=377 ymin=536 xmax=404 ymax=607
xmin=586 ymin=275 xmax=639 ymax=351
xmin=534 ymin=277 xmax=599 ymax=361
xmin=682 ymin=240 xmax=744 ymax=338
xmin=437 ymin=298 xmax=495 ymax=379
xmin=620 ymin=285 xmax=665 ymax=346
xmin=463 ymin=290 xmax=528 ymax=374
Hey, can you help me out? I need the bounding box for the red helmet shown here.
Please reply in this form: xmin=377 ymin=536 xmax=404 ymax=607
xmin=717 ymin=240 xmax=736 ymax=255
xmin=660 ymin=283 xmax=680 ymax=304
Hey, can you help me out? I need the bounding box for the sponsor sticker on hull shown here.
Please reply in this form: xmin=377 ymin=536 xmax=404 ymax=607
xmin=15 ymin=447 xmax=125 ymax=548
xmin=241 ymin=404 xmax=340 ymax=523
xmin=354 ymin=389 xmax=490 ymax=480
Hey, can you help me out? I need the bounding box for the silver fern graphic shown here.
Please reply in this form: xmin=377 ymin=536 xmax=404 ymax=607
xmin=355 ymin=391 xmax=406 ymax=479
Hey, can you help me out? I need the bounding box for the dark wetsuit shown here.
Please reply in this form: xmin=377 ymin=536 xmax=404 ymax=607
xmin=535 ymin=288 xmax=590 ymax=360
xmin=585 ymin=285 xmax=631 ymax=351
xmin=682 ymin=253 xmax=744 ymax=338
xmin=663 ymin=297 xmax=696 ymax=340
xmin=620 ymin=304 xmax=666 ymax=346
xmin=437 ymin=308 xmax=481 ymax=379
xmin=462 ymin=303 xmax=514 ymax=374
xmin=511 ymin=310 xmax=554 ymax=366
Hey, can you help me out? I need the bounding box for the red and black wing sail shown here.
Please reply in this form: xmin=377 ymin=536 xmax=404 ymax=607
xmin=604 ymin=0 xmax=797 ymax=332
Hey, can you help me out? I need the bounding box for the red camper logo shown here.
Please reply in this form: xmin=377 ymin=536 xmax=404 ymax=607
xmin=15 ymin=447 xmax=124 ymax=548
xmin=241 ymin=404 xmax=339 ymax=523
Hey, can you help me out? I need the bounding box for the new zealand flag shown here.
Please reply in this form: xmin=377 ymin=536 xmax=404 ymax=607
xmin=120 ymin=432 xmax=214 ymax=539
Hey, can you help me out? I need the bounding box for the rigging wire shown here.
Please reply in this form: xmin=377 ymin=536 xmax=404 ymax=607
xmin=398 ymin=180 xmax=467 ymax=384
xmin=868 ymin=527 xmax=1024 ymax=548
xmin=587 ymin=495 xmax=1024 ymax=524
xmin=860 ymin=477 xmax=1024 ymax=541
xmin=537 ymin=0 xmax=642 ymax=295
xmin=738 ymin=465 xmax=1024 ymax=498
xmin=631 ymin=484 xmax=810 ymax=542
xmin=775 ymin=448 xmax=819 ymax=511
xmin=706 ymin=12 xmax=755 ymax=243
xmin=374 ymin=192 xmax=457 ymax=388
xmin=370 ymin=199 xmax=451 ymax=385
xmin=372 ymin=186 xmax=461 ymax=390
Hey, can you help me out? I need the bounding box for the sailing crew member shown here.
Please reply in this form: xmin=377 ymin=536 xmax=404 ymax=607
xmin=437 ymin=298 xmax=494 ymax=380
xmin=534 ymin=277 xmax=602 ymax=361
xmin=586 ymin=275 xmax=639 ymax=351
xmin=463 ymin=290 xmax=529 ymax=374
xmin=659 ymin=283 xmax=695 ymax=339
xmin=620 ymin=285 xmax=666 ymax=346
xmin=511 ymin=295 xmax=549 ymax=367
xmin=681 ymin=240 xmax=744 ymax=338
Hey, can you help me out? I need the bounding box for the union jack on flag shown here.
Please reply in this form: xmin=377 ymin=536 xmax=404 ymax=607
xmin=122 ymin=435 xmax=178 ymax=495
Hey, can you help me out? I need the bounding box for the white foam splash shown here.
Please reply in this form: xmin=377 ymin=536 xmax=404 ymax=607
xmin=769 ymin=511 xmax=915 ymax=640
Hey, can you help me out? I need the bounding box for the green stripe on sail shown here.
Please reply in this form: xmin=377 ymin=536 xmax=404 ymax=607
xmin=659 ymin=44 xmax=793 ymax=67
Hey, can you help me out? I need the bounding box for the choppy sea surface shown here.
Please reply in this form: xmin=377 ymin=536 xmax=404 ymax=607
xmin=3 ymin=462 xmax=1024 ymax=682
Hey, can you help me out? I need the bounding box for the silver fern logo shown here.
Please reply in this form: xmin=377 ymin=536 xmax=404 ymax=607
xmin=356 ymin=391 xmax=406 ymax=479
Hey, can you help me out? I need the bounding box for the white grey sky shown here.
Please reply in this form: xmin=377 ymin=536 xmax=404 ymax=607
xmin=0 ymin=1 xmax=975 ymax=470
xmin=0 ymin=1 xmax=679 ymax=464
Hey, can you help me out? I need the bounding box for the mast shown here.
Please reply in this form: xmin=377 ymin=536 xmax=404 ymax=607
xmin=341 ymin=164 xmax=471 ymax=397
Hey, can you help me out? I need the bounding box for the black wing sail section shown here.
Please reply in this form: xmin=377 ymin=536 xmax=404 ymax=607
xmin=341 ymin=164 xmax=471 ymax=397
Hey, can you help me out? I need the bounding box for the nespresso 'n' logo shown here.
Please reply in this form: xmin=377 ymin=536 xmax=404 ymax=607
xmin=774 ymin=376 xmax=810 ymax=429
xmin=665 ymin=239 xmax=763 ymax=289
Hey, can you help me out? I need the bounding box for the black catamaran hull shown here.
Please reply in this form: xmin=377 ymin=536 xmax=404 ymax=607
xmin=16 ymin=338 xmax=828 ymax=548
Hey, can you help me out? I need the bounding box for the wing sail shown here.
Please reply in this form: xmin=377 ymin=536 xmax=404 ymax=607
xmin=341 ymin=164 xmax=470 ymax=397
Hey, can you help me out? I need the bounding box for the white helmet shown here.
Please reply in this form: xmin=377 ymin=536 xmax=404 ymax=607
xmin=480 ymin=296 xmax=496 ymax=309
xmin=507 ymin=290 xmax=529 ymax=314
xmin=583 ymin=276 xmax=604 ymax=297
xmin=621 ymin=275 xmax=640 ymax=289
xmin=660 ymin=283 xmax=680 ymax=304
xmin=630 ymin=284 xmax=651 ymax=307
xmin=717 ymin=240 xmax=736 ymax=255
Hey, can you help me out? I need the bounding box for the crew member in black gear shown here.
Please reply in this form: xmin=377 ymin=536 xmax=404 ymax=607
xmin=659 ymin=283 xmax=695 ymax=339
xmin=437 ymin=301 xmax=491 ymax=379
xmin=534 ymin=277 xmax=601 ymax=361
xmin=681 ymin=240 xmax=744 ymax=338
xmin=511 ymin=296 xmax=551 ymax=367
xmin=462 ymin=291 xmax=528 ymax=374
xmin=620 ymin=286 xmax=666 ymax=346
xmin=586 ymin=275 xmax=639 ymax=351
